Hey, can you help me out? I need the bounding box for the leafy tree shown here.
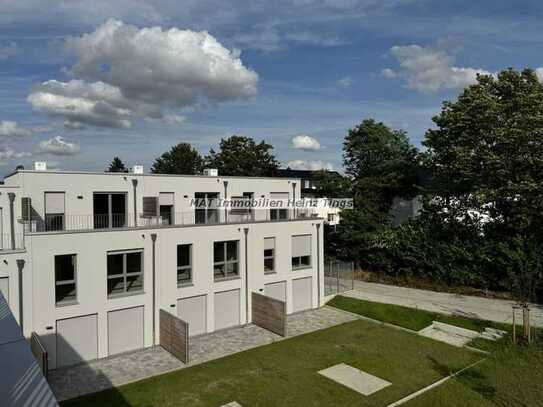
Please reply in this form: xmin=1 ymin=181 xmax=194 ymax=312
xmin=312 ymin=170 xmax=351 ymax=198
xmin=343 ymin=119 xmax=419 ymax=210
xmin=205 ymin=135 xmax=279 ymax=176
xmin=151 ymin=143 xmax=204 ymax=175
xmin=107 ymin=157 xmax=128 ymax=173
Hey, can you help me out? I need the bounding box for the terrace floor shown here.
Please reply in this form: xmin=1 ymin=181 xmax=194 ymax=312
xmin=49 ymin=306 xmax=356 ymax=401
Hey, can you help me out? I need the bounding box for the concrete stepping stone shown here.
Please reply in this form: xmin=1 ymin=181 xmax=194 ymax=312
xmin=220 ymin=402 xmax=242 ymax=407
xmin=318 ymin=363 xmax=391 ymax=396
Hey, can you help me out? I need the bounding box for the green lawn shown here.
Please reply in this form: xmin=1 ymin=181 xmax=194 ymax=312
xmin=327 ymin=295 xmax=511 ymax=333
xmin=62 ymin=319 xmax=480 ymax=407
xmin=329 ymin=295 xmax=543 ymax=407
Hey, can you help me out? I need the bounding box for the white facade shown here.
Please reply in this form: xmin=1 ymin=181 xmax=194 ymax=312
xmin=0 ymin=169 xmax=324 ymax=369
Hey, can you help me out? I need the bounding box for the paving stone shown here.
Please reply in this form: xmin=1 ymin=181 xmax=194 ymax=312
xmin=318 ymin=363 xmax=391 ymax=396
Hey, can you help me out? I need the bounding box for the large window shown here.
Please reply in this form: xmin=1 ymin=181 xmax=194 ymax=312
xmin=55 ymin=254 xmax=76 ymax=305
xmin=230 ymin=192 xmax=254 ymax=222
xmin=213 ymin=240 xmax=239 ymax=280
xmin=177 ymin=244 xmax=192 ymax=285
xmin=93 ymin=193 xmax=127 ymax=229
xmin=269 ymin=192 xmax=289 ymax=220
xmin=291 ymin=234 xmax=311 ymax=269
xmin=195 ymin=193 xmax=219 ymax=224
xmin=107 ymin=250 xmax=143 ymax=297
xmin=45 ymin=192 xmax=65 ymax=231
xmin=264 ymin=237 xmax=275 ymax=274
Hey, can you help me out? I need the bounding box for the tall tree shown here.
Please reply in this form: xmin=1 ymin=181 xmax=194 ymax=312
xmin=205 ymin=135 xmax=279 ymax=176
xmin=151 ymin=143 xmax=204 ymax=175
xmin=312 ymin=170 xmax=351 ymax=198
xmin=343 ymin=119 xmax=419 ymax=210
xmin=107 ymin=157 xmax=128 ymax=173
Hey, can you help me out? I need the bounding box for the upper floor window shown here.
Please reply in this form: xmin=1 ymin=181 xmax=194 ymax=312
xmin=94 ymin=193 xmax=127 ymax=229
xmin=45 ymin=192 xmax=65 ymax=231
xmin=55 ymin=254 xmax=76 ymax=305
xmin=195 ymin=192 xmax=219 ymax=224
xmin=264 ymin=237 xmax=275 ymax=274
xmin=107 ymin=250 xmax=143 ymax=297
xmin=214 ymin=240 xmax=239 ymax=280
xmin=291 ymin=234 xmax=311 ymax=269
xmin=177 ymin=244 xmax=192 ymax=285
xmin=269 ymin=192 xmax=288 ymax=220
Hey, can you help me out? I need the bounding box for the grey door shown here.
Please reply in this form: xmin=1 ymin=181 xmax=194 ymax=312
xmin=264 ymin=281 xmax=286 ymax=302
xmin=178 ymin=295 xmax=207 ymax=336
xmin=108 ymin=306 xmax=144 ymax=356
xmin=292 ymin=277 xmax=312 ymax=313
xmin=56 ymin=314 xmax=98 ymax=368
xmin=0 ymin=277 xmax=8 ymax=303
xmin=214 ymin=289 xmax=240 ymax=330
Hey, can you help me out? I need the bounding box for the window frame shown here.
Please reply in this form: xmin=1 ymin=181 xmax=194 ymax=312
xmin=291 ymin=234 xmax=312 ymax=270
xmin=177 ymin=244 xmax=192 ymax=286
xmin=263 ymin=237 xmax=275 ymax=274
xmin=213 ymin=240 xmax=239 ymax=281
xmin=106 ymin=249 xmax=144 ymax=298
xmin=55 ymin=254 xmax=77 ymax=306
xmin=44 ymin=191 xmax=66 ymax=231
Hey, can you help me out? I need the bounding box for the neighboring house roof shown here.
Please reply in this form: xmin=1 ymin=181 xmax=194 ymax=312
xmin=0 ymin=293 xmax=57 ymax=407
xmin=275 ymin=168 xmax=341 ymax=179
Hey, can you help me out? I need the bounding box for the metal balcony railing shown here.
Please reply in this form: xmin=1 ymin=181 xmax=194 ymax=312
xmin=24 ymin=208 xmax=319 ymax=234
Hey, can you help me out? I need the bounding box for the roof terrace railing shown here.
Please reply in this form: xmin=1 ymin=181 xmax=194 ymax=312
xmin=23 ymin=208 xmax=319 ymax=234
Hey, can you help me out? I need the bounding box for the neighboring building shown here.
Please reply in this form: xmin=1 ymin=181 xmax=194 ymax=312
xmin=0 ymin=163 xmax=325 ymax=370
xmin=389 ymin=196 xmax=423 ymax=227
xmin=276 ymin=168 xmax=343 ymax=225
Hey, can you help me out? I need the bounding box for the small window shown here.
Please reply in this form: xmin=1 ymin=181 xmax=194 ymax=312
xmin=55 ymin=254 xmax=76 ymax=305
xmin=107 ymin=250 xmax=143 ymax=297
xmin=291 ymin=234 xmax=311 ymax=270
xmin=264 ymin=237 xmax=275 ymax=274
xmin=177 ymin=244 xmax=192 ymax=285
xmin=214 ymin=240 xmax=239 ymax=280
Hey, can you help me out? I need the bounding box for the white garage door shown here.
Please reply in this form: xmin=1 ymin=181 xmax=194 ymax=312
xmin=0 ymin=277 xmax=8 ymax=303
xmin=108 ymin=306 xmax=144 ymax=356
xmin=292 ymin=277 xmax=313 ymax=313
xmin=56 ymin=314 xmax=98 ymax=368
xmin=214 ymin=289 xmax=240 ymax=331
xmin=264 ymin=281 xmax=286 ymax=302
xmin=178 ymin=295 xmax=207 ymax=336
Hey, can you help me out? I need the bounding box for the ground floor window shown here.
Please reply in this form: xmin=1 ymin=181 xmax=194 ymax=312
xmin=264 ymin=237 xmax=275 ymax=274
xmin=107 ymin=250 xmax=143 ymax=297
xmin=177 ymin=244 xmax=192 ymax=285
xmin=55 ymin=254 xmax=77 ymax=305
xmin=214 ymin=240 xmax=239 ymax=280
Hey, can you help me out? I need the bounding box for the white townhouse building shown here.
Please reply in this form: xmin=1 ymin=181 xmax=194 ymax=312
xmin=0 ymin=164 xmax=325 ymax=370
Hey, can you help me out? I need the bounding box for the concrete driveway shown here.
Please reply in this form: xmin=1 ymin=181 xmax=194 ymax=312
xmin=343 ymin=280 xmax=543 ymax=327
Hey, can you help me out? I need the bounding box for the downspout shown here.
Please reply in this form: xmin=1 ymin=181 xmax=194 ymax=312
xmin=8 ymin=192 xmax=15 ymax=249
xmin=292 ymin=182 xmax=296 ymax=219
xmin=223 ymin=181 xmax=229 ymax=223
xmin=316 ymin=223 xmax=321 ymax=307
xmin=151 ymin=233 xmax=157 ymax=345
xmin=132 ymin=179 xmax=138 ymax=227
xmin=244 ymin=227 xmax=249 ymax=323
xmin=16 ymin=259 xmax=25 ymax=332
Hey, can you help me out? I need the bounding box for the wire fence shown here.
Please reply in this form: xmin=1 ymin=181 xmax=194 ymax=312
xmin=324 ymin=259 xmax=354 ymax=296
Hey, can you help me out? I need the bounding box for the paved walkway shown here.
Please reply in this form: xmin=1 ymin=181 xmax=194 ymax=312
xmin=49 ymin=306 xmax=356 ymax=401
xmin=344 ymin=280 xmax=543 ymax=327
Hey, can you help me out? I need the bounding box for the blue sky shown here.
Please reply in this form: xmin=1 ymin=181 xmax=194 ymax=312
xmin=0 ymin=0 xmax=542 ymax=176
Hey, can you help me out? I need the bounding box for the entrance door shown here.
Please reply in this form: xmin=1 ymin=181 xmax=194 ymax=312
xmin=214 ymin=289 xmax=240 ymax=330
xmin=108 ymin=306 xmax=144 ymax=355
xmin=292 ymin=277 xmax=313 ymax=313
xmin=56 ymin=314 xmax=98 ymax=368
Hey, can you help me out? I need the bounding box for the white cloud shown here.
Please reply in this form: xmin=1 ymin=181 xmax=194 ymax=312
xmin=287 ymin=159 xmax=333 ymax=170
xmin=39 ymin=136 xmax=80 ymax=155
xmin=383 ymin=42 xmax=492 ymax=93
xmin=0 ymin=42 xmax=18 ymax=60
xmin=0 ymin=121 xmax=33 ymax=137
xmin=0 ymin=147 xmax=32 ymax=162
xmin=337 ymin=76 xmax=353 ymax=88
xmin=28 ymin=19 xmax=259 ymax=128
xmin=291 ymin=134 xmax=321 ymax=150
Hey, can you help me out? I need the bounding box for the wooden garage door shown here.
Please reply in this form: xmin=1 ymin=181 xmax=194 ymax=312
xmin=108 ymin=306 xmax=144 ymax=356
xmin=292 ymin=277 xmax=313 ymax=313
xmin=214 ymin=289 xmax=240 ymax=331
xmin=264 ymin=281 xmax=286 ymax=302
xmin=178 ymin=295 xmax=207 ymax=336
xmin=56 ymin=314 xmax=98 ymax=368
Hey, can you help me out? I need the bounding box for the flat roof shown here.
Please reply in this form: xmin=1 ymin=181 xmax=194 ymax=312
xmin=6 ymin=169 xmax=302 ymax=182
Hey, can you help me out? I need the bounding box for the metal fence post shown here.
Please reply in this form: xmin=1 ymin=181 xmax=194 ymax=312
xmin=336 ymin=261 xmax=340 ymax=294
xmin=351 ymin=262 xmax=354 ymax=290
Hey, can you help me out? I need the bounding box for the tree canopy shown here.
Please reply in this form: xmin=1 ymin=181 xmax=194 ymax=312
xmin=106 ymin=157 xmax=128 ymax=173
xmin=205 ymin=135 xmax=279 ymax=176
xmin=151 ymin=143 xmax=204 ymax=175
